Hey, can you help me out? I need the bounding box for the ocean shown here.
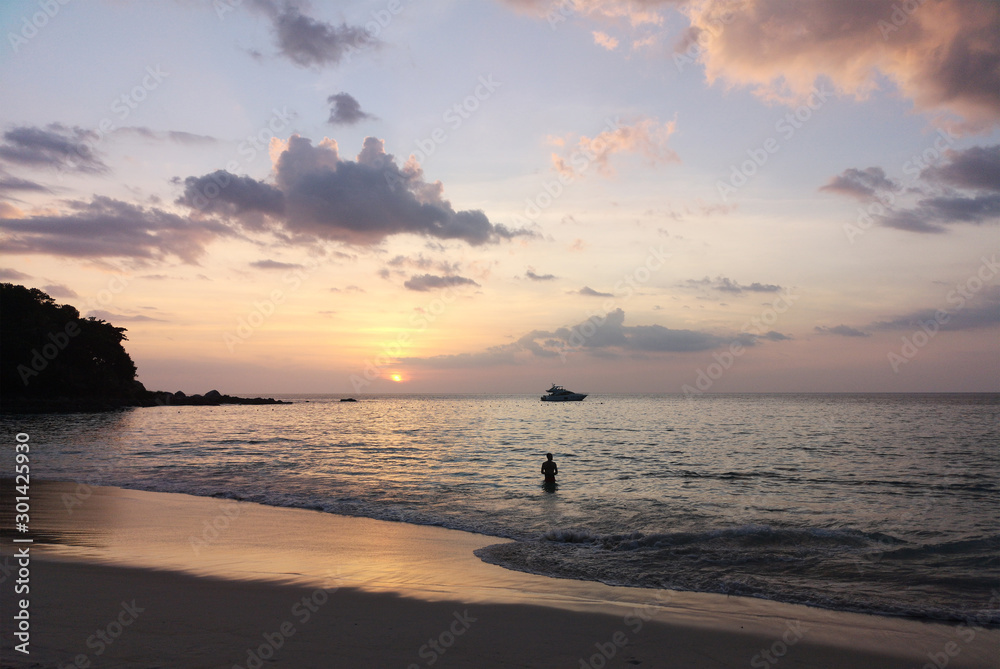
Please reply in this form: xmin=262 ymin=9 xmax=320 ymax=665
xmin=4 ymin=393 xmax=998 ymax=625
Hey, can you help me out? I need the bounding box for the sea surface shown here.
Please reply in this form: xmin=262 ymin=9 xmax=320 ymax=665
xmin=4 ymin=393 xmax=999 ymax=624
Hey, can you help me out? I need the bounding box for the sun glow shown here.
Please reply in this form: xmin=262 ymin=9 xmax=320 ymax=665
xmin=391 ymin=374 xmax=403 ymax=382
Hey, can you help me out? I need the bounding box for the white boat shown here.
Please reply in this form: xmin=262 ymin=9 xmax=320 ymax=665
xmin=540 ymin=384 xmax=587 ymax=402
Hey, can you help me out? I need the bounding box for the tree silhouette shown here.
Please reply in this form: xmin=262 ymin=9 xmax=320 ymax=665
xmin=1 ymin=283 xmax=139 ymax=404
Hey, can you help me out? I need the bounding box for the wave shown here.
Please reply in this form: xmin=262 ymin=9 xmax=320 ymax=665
xmin=881 ymin=535 xmax=1000 ymax=559
xmin=476 ymin=525 xmax=1000 ymax=626
xmin=542 ymin=524 xmax=904 ymax=551
xmin=671 ymin=469 xmax=999 ymax=494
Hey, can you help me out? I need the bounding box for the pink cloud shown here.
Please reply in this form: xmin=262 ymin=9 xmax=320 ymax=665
xmin=592 ymin=30 xmax=620 ymax=50
xmin=682 ymin=0 xmax=1000 ymax=132
xmin=550 ymin=117 xmax=680 ymax=178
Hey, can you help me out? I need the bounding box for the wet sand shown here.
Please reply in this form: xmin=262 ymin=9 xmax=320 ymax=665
xmin=1 ymin=481 xmax=996 ymax=668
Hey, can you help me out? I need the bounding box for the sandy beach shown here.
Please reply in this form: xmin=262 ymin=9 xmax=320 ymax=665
xmin=2 ymin=481 xmax=997 ymax=668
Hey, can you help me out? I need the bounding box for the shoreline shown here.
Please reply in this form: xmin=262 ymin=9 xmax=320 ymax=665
xmin=1 ymin=482 xmax=997 ymax=667
xmin=6 ymin=475 xmax=993 ymax=627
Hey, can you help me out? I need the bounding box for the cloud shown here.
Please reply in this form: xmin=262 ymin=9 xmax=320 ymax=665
xmin=871 ymin=292 xmax=1000 ymax=332
xmin=716 ymin=277 xmax=781 ymax=294
xmin=177 ymin=135 xmax=532 ymax=247
xmin=525 ymin=268 xmax=557 ymax=281
xmin=400 ymin=339 xmax=528 ymax=368
xmin=826 ymin=144 xmax=1000 ymax=233
xmin=41 ymin=283 xmax=78 ymax=298
xmin=327 ymin=93 xmax=375 ymax=125
xmin=0 ymin=268 xmax=31 ymax=280
xmin=166 ymin=130 xmax=219 ymax=145
xmin=87 ymin=309 xmax=166 ymax=323
xmin=403 ymin=274 xmax=480 ymax=292
xmin=579 ymin=286 xmax=614 ymax=297
xmin=403 ymin=308 xmax=771 ymax=368
xmin=682 ymin=0 xmax=1000 ymax=131
xmin=881 ymin=194 xmax=1000 ymax=233
xmin=0 ymin=168 xmax=50 ymax=196
xmin=250 ymin=259 xmax=303 ymax=270
xmin=592 ymin=30 xmax=620 ymax=50
xmin=881 ymin=146 xmax=1000 ymax=231
xmin=0 ymin=195 xmax=230 ymax=263
xmin=248 ymin=0 xmax=376 ymax=68
xmin=921 ymin=144 xmax=1000 ymax=192
xmin=746 ymin=282 xmax=783 ymax=293
xmin=506 ymin=0 xmax=999 ymax=130
xmin=815 ymin=324 xmax=870 ymax=337
xmin=823 ymin=293 xmax=1000 ymax=337
xmin=683 ymin=276 xmax=782 ymax=294
xmin=0 ymin=123 xmax=107 ymax=173
xmin=499 ymin=0 xmax=672 ymax=27
xmin=118 ymin=127 xmax=219 ymax=145
xmin=760 ymin=330 xmax=792 ymax=341
xmin=176 ymin=170 xmax=285 ymax=224
xmin=387 ymin=254 xmax=461 ymax=274
xmin=551 ymin=117 xmax=679 ymax=179
xmin=0 ymin=202 xmax=24 ymax=218
xmin=622 ymin=325 xmax=725 ymax=351
xmin=820 ymin=167 xmax=900 ymax=200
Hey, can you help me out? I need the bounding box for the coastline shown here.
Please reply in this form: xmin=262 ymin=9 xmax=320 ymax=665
xmin=0 ymin=390 xmax=289 ymax=414
xmin=2 ymin=481 xmax=997 ymax=668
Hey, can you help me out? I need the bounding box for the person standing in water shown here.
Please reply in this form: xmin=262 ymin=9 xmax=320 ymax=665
xmin=541 ymin=452 xmax=558 ymax=484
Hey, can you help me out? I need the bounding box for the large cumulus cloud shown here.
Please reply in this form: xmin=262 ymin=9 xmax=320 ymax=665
xmin=506 ymin=0 xmax=1000 ymax=132
xmin=682 ymin=0 xmax=1000 ymax=131
xmin=177 ymin=135 xmax=531 ymax=246
xmin=176 ymin=170 xmax=285 ymax=226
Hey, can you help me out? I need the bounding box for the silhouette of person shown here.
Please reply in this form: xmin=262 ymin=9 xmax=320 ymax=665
xmin=541 ymin=452 xmax=558 ymax=484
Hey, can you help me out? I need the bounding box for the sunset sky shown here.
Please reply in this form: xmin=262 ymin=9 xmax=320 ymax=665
xmin=1 ymin=0 xmax=998 ymax=394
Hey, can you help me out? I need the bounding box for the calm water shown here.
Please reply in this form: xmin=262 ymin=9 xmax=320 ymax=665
xmin=3 ymin=393 xmax=998 ymax=623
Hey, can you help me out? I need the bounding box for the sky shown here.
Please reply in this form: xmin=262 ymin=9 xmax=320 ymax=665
xmin=0 ymin=0 xmax=998 ymax=394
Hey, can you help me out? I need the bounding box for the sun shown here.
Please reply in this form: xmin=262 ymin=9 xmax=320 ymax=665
xmin=391 ymin=374 xmax=403 ymax=383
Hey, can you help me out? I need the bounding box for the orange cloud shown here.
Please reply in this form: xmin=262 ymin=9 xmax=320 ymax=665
xmin=550 ymin=117 xmax=680 ymax=179
xmin=592 ymin=30 xmax=620 ymax=50
xmin=502 ymin=0 xmax=998 ymax=131
xmin=682 ymin=0 xmax=1000 ymax=132
xmin=0 ymin=201 xmax=24 ymax=219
